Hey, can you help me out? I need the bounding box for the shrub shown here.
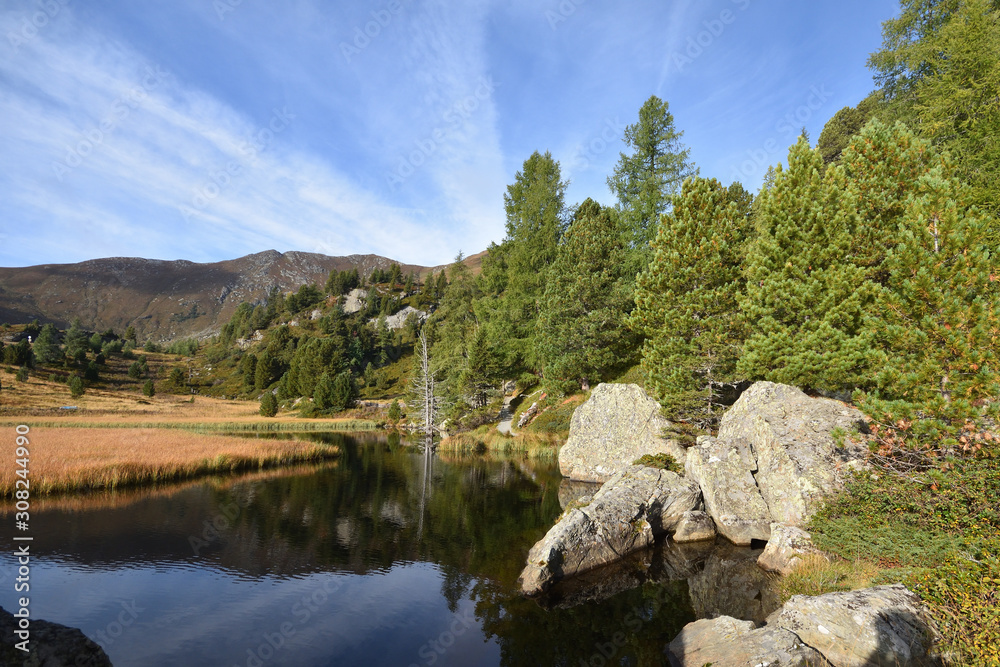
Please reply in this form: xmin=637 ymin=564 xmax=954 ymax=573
xmin=260 ymin=392 xmax=278 ymax=417
xmin=69 ymin=375 xmax=84 ymax=398
xmin=633 ymin=453 xmax=681 ymax=473
xmin=142 ymin=380 xmax=155 ymax=398
xmin=15 ymin=367 xmax=29 ymax=383
xmin=807 ymin=453 xmax=1000 ymax=664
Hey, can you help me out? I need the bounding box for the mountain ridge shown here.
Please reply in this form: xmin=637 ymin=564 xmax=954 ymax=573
xmin=0 ymin=249 xmax=485 ymax=341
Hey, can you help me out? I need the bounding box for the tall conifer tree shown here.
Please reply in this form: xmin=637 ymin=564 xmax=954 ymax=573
xmin=537 ymin=199 xmax=636 ymax=392
xmin=608 ymin=95 xmax=697 ymax=273
xmin=629 ymin=178 xmax=752 ymax=425
xmin=860 ymin=163 xmax=1000 ymax=440
xmin=738 ymin=137 xmax=872 ymax=391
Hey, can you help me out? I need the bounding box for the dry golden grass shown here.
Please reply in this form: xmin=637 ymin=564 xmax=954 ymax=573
xmin=439 ymin=427 xmax=562 ymax=459
xmin=0 ymin=427 xmax=340 ymax=497
xmin=0 ymin=366 xmax=377 ymax=431
xmin=778 ymin=553 xmax=881 ymax=601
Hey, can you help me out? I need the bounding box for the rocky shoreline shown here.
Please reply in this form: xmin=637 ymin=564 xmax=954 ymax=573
xmin=519 ymin=381 xmax=944 ymax=666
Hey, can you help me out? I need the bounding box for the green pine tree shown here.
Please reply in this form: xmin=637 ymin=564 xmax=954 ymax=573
xmin=478 ymin=150 xmax=568 ymax=374
xmin=738 ymin=137 xmax=872 ymax=392
xmin=69 ymin=375 xmax=84 ymax=398
xmin=628 ymin=178 xmax=753 ymax=425
xmin=329 ymin=371 xmax=357 ymax=412
xmin=840 ymin=119 xmax=939 ymax=284
xmin=260 ymin=391 xmax=278 ymax=417
xmin=142 ymin=379 xmax=155 ymax=398
xmin=313 ymin=372 xmax=335 ymax=410
xmin=65 ymin=318 xmax=89 ymax=362
xmin=859 ymin=163 xmax=1000 ymax=442
xmin=537 ymin=199 xmax=637 ymax=392
xmin=32 ymin=323 xmax=62 ymax=366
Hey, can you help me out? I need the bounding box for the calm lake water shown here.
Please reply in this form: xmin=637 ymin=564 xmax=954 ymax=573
xmin=0 ymin=433 xmax=778 ymax=666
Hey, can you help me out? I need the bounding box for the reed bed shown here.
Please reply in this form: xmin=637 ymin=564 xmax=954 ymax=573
xmin=439 ymin=427 xmax=561 ymax=459
xmin=6 ymin=419 xmax=380 ymax=432
xmin=0 ymin=427 xmax=341 ymax=497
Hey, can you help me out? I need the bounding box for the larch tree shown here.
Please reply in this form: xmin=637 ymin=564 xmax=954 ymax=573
xmin=629 ymin=178 xmax=753 ymax=426
xmin=608 ymin=95 xmax=697 ymax=273
xmin=869 ymin=0 xmax=1000 ymax=219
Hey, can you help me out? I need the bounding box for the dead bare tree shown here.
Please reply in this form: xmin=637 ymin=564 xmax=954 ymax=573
xmin=409 ymin=331 xmax=443 ymax=440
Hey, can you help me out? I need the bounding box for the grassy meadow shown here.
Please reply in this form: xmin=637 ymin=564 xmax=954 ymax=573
xmin=0 ymin=426 xmax=341 ymax=496
xmin=0 ymin=363 xmax=370 ymax=497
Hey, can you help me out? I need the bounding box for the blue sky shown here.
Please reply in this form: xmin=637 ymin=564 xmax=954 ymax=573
xmin=0 ymin=0 xmax=900 ymax=268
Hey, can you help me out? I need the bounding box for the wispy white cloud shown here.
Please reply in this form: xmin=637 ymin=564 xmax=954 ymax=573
xmin=0 ymin=0 xmax=904 ymax=268
xmin=0 ymin=0 xmax=507 ymax=267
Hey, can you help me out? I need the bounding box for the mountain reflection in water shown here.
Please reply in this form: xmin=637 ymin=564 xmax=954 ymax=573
xmin=0 ymin=433 xmax=777 ymax=666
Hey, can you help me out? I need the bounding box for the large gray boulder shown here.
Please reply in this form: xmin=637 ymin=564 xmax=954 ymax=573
xmin=719 ymin=382 xmax=868 ymax=526
xmin=0 ymin=606 xmax=113 ymax=666
xmin=667 ymin=584 xmax=942 ymax=667
xmin=685 ymin=435 xmax=772 ymax=545
xmin=559 ymin=383 xmax=687 ymax=483
xmin=369 ymin=305 xmax=427 ymax=331
xmin=667 ymin=616 xmax=831 ymax=666
xmin=769 ymin=585 xmax=941 ymax=666
xmin=519 ymin=465 xmax=701 ymax=596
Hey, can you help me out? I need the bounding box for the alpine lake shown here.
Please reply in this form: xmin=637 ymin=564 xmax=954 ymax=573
xmin=0 ymin=432 xmax=779 ymax=666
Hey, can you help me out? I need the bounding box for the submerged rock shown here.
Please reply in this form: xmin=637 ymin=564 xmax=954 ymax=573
xmin=0 ymin=606 xmax=112 ymax=666
xmin=559 ymin=383 xmax=687 ymax=483
xmin=557 ymin=478 xmax=601 ymax=510
xmin=539 ymin=539 xmax=715 ymax=609
xmin=686 ymin=540 xmax=782 ymax=625
xmin=519 ymin=465 xmax=701 ymax=596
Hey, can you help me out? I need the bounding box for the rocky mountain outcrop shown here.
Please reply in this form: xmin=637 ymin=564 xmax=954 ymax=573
xmin=341 ymin=288 xmax=368 ymax=314
xmin=369 ymin=305 xmax=427 ymax=330
xmin=559 ymin=384 xmax=687 ymax=483
xmin=0 ymin=250 xmax=485 ymax=341
xmin=519 ymin=465 xmax=701 ymax=596
xmin=668 ymin=585 xmax=942 ymax=666
xmin=0 ymin=606 xmax=112 ymax=666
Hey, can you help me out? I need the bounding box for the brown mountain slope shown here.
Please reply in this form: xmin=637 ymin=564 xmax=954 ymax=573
xmin=0 ymin=249 xmax=486 ymax=342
